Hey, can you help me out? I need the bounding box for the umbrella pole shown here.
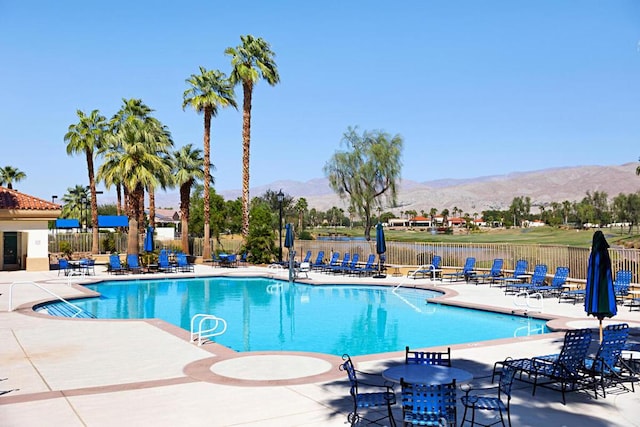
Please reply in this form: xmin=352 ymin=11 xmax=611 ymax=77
xmin=599 ymin=318 xmax=603 ymax=343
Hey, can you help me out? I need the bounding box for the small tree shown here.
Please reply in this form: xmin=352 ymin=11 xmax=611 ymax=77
xmin=324 ymin=127 xmax=403 ymax=240
xmin=244 ymin=203 xmax=278 ymax=263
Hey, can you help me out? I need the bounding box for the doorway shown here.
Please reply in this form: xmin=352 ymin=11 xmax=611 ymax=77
xmin=3 ymin=232 xmax=19 ymax=270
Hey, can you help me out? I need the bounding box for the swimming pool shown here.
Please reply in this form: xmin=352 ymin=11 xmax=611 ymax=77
xmin=39 ymin=277 xmax=549 ymax=356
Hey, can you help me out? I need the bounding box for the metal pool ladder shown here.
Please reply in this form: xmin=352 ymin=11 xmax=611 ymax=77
xmin=190 ymin=314 xmax=228 ymax=346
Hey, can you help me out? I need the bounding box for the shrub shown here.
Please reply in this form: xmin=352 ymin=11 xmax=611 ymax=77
xmin=298 ymin=230 xmax=314 ymax=240
xmin=59 ymin=241 xmax=73 ymax=259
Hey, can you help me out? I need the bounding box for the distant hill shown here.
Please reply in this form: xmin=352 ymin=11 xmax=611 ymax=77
xmin=151 ymin=163 xmax=640 ymax=214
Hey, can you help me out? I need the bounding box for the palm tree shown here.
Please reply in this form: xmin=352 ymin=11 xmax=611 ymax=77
xmin=0 ymin=166 xmax=26 ymax=189
xmin=172 ymin=144 xmax=206 ymax=254
xmin=226 ymin=35 xmax=280 ymax=239
xmin=64 ymin=109 xmax=108 ymax=254
xmin=103 ymin=118 xmax=172 ymax=255
xmin=183 ymin=67 xmax=236 ymax=260
xmin=61 ymin=185 xmax=89 ymax=220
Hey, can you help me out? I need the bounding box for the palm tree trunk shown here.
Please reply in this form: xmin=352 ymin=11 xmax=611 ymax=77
xmin=116 ymin=184 xmax=122 ymax=216
xmin=85 ymin=149 xmax=100 ymax=254
xmin=241 ymin=81 xmax=253 ymax=239
xmin=202 ymin=108 xmax=212 ymax=260
xmin=127 ymin=185 xmax=144 ymax=255
xmin=148 ymin=187 xmax=156 ymax=229
xmin=180 ymin=182 xmax=191 ymax=254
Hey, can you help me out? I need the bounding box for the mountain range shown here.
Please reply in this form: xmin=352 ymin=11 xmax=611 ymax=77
xmin=152 ymin=163 xmax=640 ymax=215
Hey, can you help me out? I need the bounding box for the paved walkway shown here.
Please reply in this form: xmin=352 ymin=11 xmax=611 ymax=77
xmin=1 ymin=265 xmax=639 ymax=426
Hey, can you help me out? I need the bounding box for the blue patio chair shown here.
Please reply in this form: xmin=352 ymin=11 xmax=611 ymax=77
xmin=58 ymin=258 xmax=72 ymax=276
xmin=176 ymin=253 xmax=194 ymax=272
xmin=327 ymin=252 xmax=351 ymax=274
xmin=301 ymin=250 xmax=312 ymax=264
xmin=339 ymin=354 xmax=396 ymax=427
xmin=491 ymin=259 xmax=528 ymax=288
xmin=442 ymin=257 xmax=476 ymax=282
xmin=504 ymin=264 xmax=547 ymax=294
xmin=108 ymin=254 xmax=127 ymax=275
xmin=613 ymin=270 xmax=632 ymax=303
xmin=126 ymin=254 xmax=142 ymax=274
xmin=405 ymin=346 xmax=451 ymax=367
xmin=461 ymin=363 xmax=516 ymax=427
xmin=79 ymin=258 xmax=96 ymax=275
xmin=238 ymin=252 xmax=249 ymax=267
xmin=408 ymin=255 xmax=442 ymax=280
xmin=400 ymin=378 xmax=457 ymax=427
xmin=472 ymin=258 xmax=504 ymax=285
xmin=310 ymin=250 xmax=325 ymax=270
xmin=351 ymin=254 xmax=377 ymax=276
xmin=532 ymin=266 xmax=569 ymax=297
xmin=582 ymin=323 xmax=637 ymax=398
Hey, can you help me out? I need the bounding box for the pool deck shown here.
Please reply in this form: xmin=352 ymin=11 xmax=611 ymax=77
xmin=1 ymin=265 xmax=639 ymax=426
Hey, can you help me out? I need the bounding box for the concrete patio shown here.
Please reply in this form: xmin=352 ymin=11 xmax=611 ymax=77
xmin=1 ymin=265 xmax=639 ymax=426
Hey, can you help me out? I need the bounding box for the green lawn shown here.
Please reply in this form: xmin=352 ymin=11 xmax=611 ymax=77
xmin=313 ymin=226 xmax=639 ymax=248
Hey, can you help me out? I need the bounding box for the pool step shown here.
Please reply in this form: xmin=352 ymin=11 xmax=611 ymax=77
xmin=37 ymin=303 xmax=96 ymax=318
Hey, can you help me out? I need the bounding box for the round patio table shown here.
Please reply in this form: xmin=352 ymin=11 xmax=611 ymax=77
xmin=382 ymin=364 xmax=473 ymax=385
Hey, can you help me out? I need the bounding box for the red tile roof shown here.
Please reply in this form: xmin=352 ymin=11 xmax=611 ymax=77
xmin=0 ymin=186 xmax=61 ymax=210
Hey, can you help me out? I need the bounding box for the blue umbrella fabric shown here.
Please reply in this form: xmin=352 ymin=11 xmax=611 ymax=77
xmin=144 ymin=226 xmax=154 ymax=252
xmin=584 ymin=230 xmax=617 ymax=342
xmin=375 ymin=223 xmax=386 ymax=277
xmin=284 ymin=223 xmax=294 ymax=249
xmin=375 ymin=223 xmax=386 ymax=255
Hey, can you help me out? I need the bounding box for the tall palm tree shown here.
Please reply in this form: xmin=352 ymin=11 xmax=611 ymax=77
xmin=103 ymin=118 xmax=172 ymax=255
xmin=0 ymin=166 xmax=26 ymax=189
xmin=183 ymin=66 xmax=236 ymax=260
xmin=172 ymin=144 xmax=206 ymax=254
xmin=226 ymin=35 xmax=280 ymax=239
xmin=64 ymin=109 xmax=108 ymax=254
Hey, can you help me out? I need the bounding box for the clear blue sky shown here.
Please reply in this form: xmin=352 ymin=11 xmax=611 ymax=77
xmin=1 ymin=1 xmax=639 ymax=202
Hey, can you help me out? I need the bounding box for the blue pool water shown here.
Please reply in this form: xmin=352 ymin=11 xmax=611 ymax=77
xmin=40 ymin=277 xmax=548 ymax=356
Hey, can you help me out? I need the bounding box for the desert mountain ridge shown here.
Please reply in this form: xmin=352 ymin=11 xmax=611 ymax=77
xmin=150 ymin=163 xmax=640 ymax=215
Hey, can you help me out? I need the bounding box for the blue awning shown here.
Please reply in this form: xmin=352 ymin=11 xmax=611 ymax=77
xmin=98 ymin=215 xmax=129 ymax=227
xmin=55 ymin=219 xmax=80 ymax=229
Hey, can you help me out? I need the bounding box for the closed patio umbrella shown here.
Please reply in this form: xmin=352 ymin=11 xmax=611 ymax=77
xmin=144 ymin=226 xmax=154 ymax=252
xmin=584 ymin=230 xmax=617 ymax=342
xmin=374 ymin=223 xmax=386 ymax=278
xmin=284 ymin=223 xmax=295 ymax=281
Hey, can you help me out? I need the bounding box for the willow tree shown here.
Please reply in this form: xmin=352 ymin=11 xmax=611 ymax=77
xmin=225 ymin=35 xmax=280 ymax=239
xmin=64 ymin=109 xmax=108 ymax=254
xmin=183 ymin=67 xmax=236 ymax=260
xmin=324 ymin=127 xmax=403 ymax=240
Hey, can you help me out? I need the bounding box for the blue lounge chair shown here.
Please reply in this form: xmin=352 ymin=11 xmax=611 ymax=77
xmin=158 ymin=251 xmax=176 ymax=272
xmin=472 ymin=258 xmax=504 ymax=284
xmin=582 ymin=323 xmax=637 ymax=398
xmin=400 ymin=378 xmax=456 ymax=427
xmin=301 ymin=250 xmax=312 ymax=264
xmin=613 ymin=270 xmax=632 ymax=303
xmin=339 ymin=354 xmax=396 ymax=427
xmin=442 ymin=257 xmax=475 ymax=282
xmin=126 ymin=254 xmax=142 ymax=274
xmin=108 ymin=254 xmax=127 ymax=275
xmin=533 ymin=266 xmax=569 ymax=297
xmin=176 ymin=253 xmax=194 ymax=272
xmin=321 ymin=251 xmax=340 ymax=273
xmin=326 ymin=252 xmax=350 ymax=274
xmin=504 ymin=264 xmax=547 ymax=294
xmin=351 ymin=254 xmax=377 ymax=276
xmin=408 ymin=255 xmax=442 ymax=280
xmin=310 ymin=251 xmax=325 ymax=270
xmin=520 ymin=328 xmax=592 ymax=404
xmin=492 ymin=259 xmax=528 ymax=288
xmin=337 ymin=253 xmax=360 ymax=275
